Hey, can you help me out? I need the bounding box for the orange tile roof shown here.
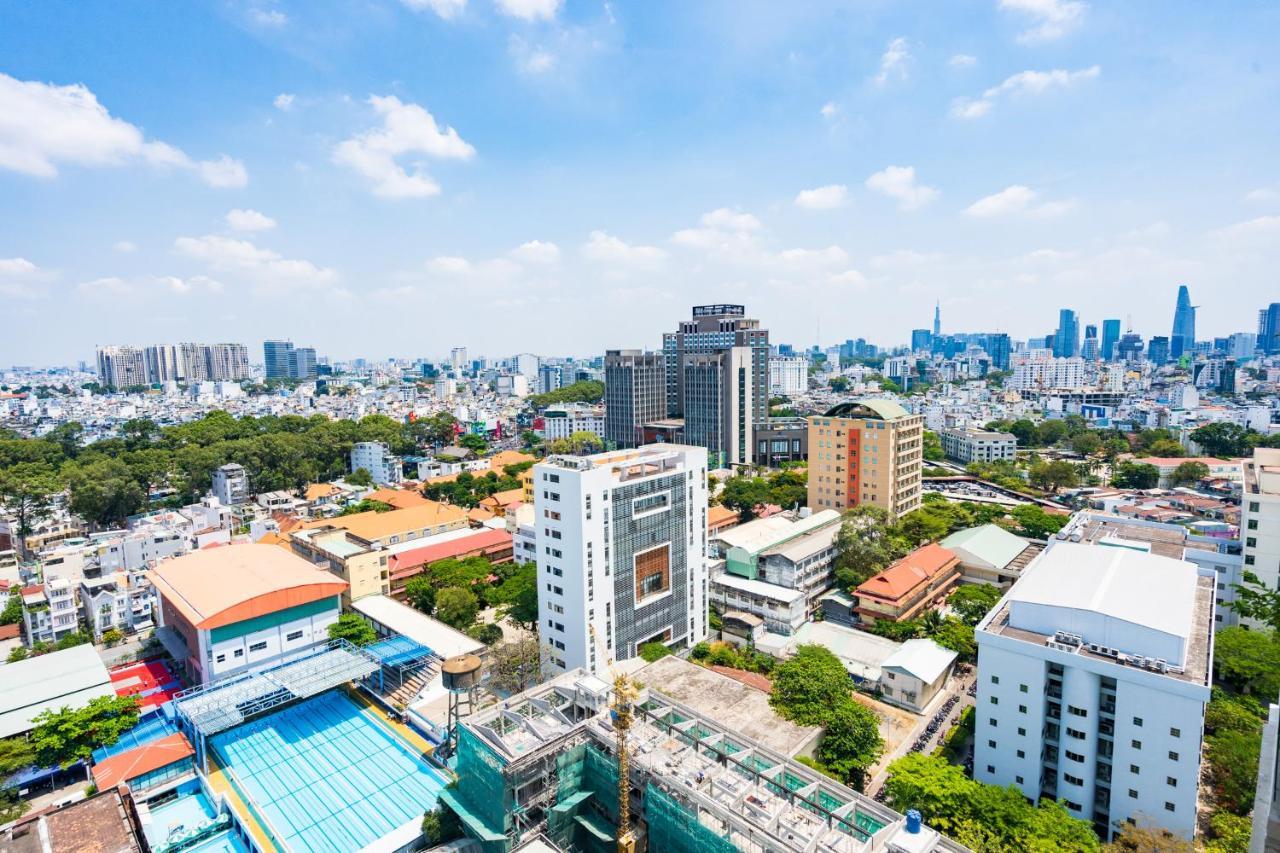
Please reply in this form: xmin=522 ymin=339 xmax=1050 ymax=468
xmin=295 ymin=501 xmax=467 ymax=542
xmin=304 ymin=482 xmax=341 ymax=501
xmin=479 ymin=488 xmax=525 ymax=510
xmin=366 ymin=488 xmax=430 ymax=509
xmin=388 ymin=528 xmax=513 ymax=575
xmin=857 ymin=543 xmax=959 ymax=602
xmin=488 ymin=450 xmax=535 ymax=470
xmin=467 ymin=507 xmax=497 ymax=523
xmin=707 ymin=506 xmax=739 ymax=530
xmin=148 ymin=544 xmax=347 ymax=630
xmin=92 ymin=733 xmax=193 ymax=790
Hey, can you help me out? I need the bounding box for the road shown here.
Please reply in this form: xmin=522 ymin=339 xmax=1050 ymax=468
xmin=865 ymin=665 xmax=976 ymax=797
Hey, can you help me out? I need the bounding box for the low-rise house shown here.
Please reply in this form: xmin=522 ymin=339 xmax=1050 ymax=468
xmin=940 ymin=524 xmax=1042 ymax=587
xmin=854 ymin=543 xmax=961 ymax=626
xmin=878 ymin=638 xmax=959 ymax=713
xmin=938 ymin=426 xmax=1017 ymax=464
xmin=79 ymin=571 xmax=154 ymax=641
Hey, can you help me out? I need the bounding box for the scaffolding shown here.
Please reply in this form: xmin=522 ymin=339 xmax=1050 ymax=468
xmin=363 ymin=635 xmax=439 ymax=694
xmin=172 ymin=639 xmax=379 ymax=769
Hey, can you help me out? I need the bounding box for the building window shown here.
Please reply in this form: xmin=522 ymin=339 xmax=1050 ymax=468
xmin=986 ymin=765 xmax=995 ymax=775
xmin=1133 ymin=717 xmax=1143 ymax=727
xmin=1168 ymin=751 xmax=1179 ymax=761
xmin=1169 ymin=727 xmax=1180 ymax=738
xmin=634 ymin=544 xmax=672 ymax=603
xmin=990 ymin=696 xmax=999 ymax=705
xmin=1132 ymin=740 xmax=1141 ymax=749
xmin=1164 ymin=802 xmax=1175 ymax=813
xmin=1017 ymin=749 xmax=1025 ymax=758
xmin=234 ymin=649 xmax=243 ymax=657
xmin=988 ymin=740 xmax=997 ymax=749
xmin=1015 ymin=775 xmax=1024 ymax=784
xmin=215 ymin=654 xmax=226 ymax=663
xmin=991 ymin=675 xmax=999 ymax=684
xmin=1064 ymin=774 xmax=1084 ymax=786
xmin=1130 ymin=765 xmax=1140 ymax=775
xmin=1019 ymin=684 xmax=1028 ymax=693
xmin=1066 ymin=728 xmax=1085 ymax=740
xmin=1128 ymin=789 xmax=1138 ymax=799
xmin=1017 ymin=727 xmax=1026 ymax=736
xmin=249 ymin=641 xmax=267 ymax=653
xmin=1166 ymin=776 xmax=1177 ymax=787
xmin=1067 ymin=706 xmax=1087 ymax=717
xmin=286 ymin=630 xmax=303 ymax=641
xmin=989 ymin=719 xmax=998 ymax=728
xmin=1065 ymin=750 xmax=1084 ymax=763
xmin=1018 ymin=705 xmax=1027 ymax=714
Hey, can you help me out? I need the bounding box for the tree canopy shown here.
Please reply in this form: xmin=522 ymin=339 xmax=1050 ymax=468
xmin=435 ymin=587 xmax=480 ymax=630
xmin=328 ymin=613 xmax=377 ymax=646
xmin=1212 ymin=626 xmax=1280 ymax=696
xmin=31 ymin=695 xmax=141 ymax=768
xmin=525 ymin=380 xmax=605 ymax=410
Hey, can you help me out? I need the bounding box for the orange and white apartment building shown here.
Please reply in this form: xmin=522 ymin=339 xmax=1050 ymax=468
xmin=806 ymin=400 xmax=924 ymax=519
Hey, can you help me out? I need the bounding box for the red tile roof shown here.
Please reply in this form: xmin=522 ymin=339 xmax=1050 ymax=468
xmin=388 ymin=528 xmax=513 ymax=575
xmin=0 ymin=623 xmax=19 ymax=641
xmin=857 ymin=543 xmax=959 ymax=602
xmin=91 ymin=733 xmax=194 ymax=790
xmin=709 ymin=665 xmax=773 ymax=694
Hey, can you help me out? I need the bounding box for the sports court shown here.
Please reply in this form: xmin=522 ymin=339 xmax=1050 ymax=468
xmin=209 ymin=690 xmax=449 ymax=852
xmin=110 ymin=658 xmax=183 ymax=711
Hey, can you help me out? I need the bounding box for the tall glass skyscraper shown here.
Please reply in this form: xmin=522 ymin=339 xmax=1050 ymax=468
xmin=1101 ymin=319 xmax=1121 ymax=361
xmin=1054 ymin=309 xmax=1080 ymax=358
xmin=1171 ymin=285 xmax=1196 ymax=358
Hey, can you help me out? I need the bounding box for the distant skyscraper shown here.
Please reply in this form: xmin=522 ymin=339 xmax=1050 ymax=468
xmin=984 ymin=333 xmax=1011 ymax=370
xmin=1147 ymin=336 xmax=1170 ymax=365
xmin=932 ymin=302 xmax=941 ymax=338
xmin=662 ymin=305 xmax=769 ymax=468
xmin=288 ymin=347 xmax=317 ymax=380
xmin=96 ymin=345 xmax=147 ymax=388
xmin=1053 ymin=309 xmax=1080 ymax=358
xmin=1259 ymin=303 xmax=1280 ymax=355
xmin=603 ymin=350 xmax=667 ymax=450
xmin=263 ymin=340 xmax=293 ymax=379
xmin=1080 ymin=325 xmax=1099 ymax=361
xmin=910 ymin=329 xmax=932 ymax=352
xmin=450 ymin=347 xmax=468 ymax=373
xmin=1117 ymin=332 xmax=1144 ymax=364
xmin=1101 ymin=319 xmax=1121 ymax=361
xmin=1170 ymin=284 xmax=1197 ymax=358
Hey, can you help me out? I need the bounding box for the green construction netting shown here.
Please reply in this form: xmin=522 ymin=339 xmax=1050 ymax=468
xmin=644 ymin=782 xmax=737 ymax=853
xmin=546 ymin=744 xmax=621 ymax=853
xmin=451 ymin=726 xmax=511 ymax=849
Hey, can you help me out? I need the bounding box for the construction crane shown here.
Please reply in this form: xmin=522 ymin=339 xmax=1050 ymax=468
xmin=589 ymin=623 xmax=640 ymax=853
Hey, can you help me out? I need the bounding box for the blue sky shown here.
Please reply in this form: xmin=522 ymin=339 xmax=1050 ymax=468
xmin=1 ymin=0 xmax=1277 ymax=365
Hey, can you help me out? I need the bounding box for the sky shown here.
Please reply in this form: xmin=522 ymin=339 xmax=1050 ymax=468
xmin=0 ymin=0 xmax=1278 ymax=366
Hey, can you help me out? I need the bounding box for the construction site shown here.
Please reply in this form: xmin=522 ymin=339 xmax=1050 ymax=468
xmin=439 ymin=668 xmax=968 ymax=853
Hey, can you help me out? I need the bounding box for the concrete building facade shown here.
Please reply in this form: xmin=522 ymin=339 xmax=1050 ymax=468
xmin=807 ymin=399 xmax=924 ymax=518
xmin=938 ymin=426 xmax=1017 ymax=464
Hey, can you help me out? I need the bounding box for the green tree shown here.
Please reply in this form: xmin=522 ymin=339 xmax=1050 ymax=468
xmin=67 ymin=458 xmax=146 ymax=526
xmin=1207 ymin=727 xmax=1262 ymax=814
xmin=814 ymin=699 xmax=883 ymax=787
xmin=457 ymin=433 xmax=488 ymax=454
xmin=1192 ymin=422 xmax=1252 ymax=458
xmin=1144 ymin=438 xmax=1186 ymax=458
xmin=1111 ymin=461 xmax=1159 ymax=489
xmin=930 ymin=619 xmax=976 ymax=660
xmin=720 ymin=476 xmax=771 ymax=521
xmin=1037 ymin=419 xmax=1069 ymax=446
xmin=1212 ymin=626 xmax=1280 ymax=696
xmin=948 ymin=584 xmax=1002 ymax=626
xmin=404 ymin=576 xmax=437 ymax=615
xmin=1231 ymin=571 xmax=1280 ymax=631
xmin=421 ymin=802 xmax=463 ymax=845
xmin=30 ymin=695 xmax=141 ymax=768
xmin=100 ymin=628 xmax=124 ymax=647
xmin=1010 ymin=504 xmax=1067 ymax=539
xmin=639 ymin=642 xmax=673 ymax=662
xmin=0 ymin=462 xmax=63 ymax=540
xmin=328 ymin=613 xmax=377 ymax=646
xmin=922 ymin=431 xmax=945 ymax=462
xmin=769 ymin=645 xmax=852 ymax=726
xmin=1006 ymin=419 xmax=1041 ymax=448
xmin=1169 ymin=460 xmax=1210 ymax=487
xmin=346 ymin=467 xmax=374 ymax=486
xmin=829 ymin=376 xmax=850 ymax=392
xmin=524 ymin=380 xmax=605 ymax=410
xmin=1070 ymin=431 xmax=1102 ymax=456
xmin=488 ymin=563 xmax=538 ymax=628
xmin=833 ymin=505 xmax=903 ymax=590
xmin=338 ymin=499 xmax=393 ymax=515
xmin=1028 ymin=460 xmax=1079 ymax=493
xmin=0 ymin=592 xmax=22 ymax=626
xmin=1204 ymin=811 xmax=1252 ymax=853
xmin=435 ymin=587 xmax=479 ymax=630
xmin=487 ymin=637 xmax=545 ymax=695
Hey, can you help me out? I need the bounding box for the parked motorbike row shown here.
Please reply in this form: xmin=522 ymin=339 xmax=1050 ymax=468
xmin=908 ymin=693 xmax=964 ymax=754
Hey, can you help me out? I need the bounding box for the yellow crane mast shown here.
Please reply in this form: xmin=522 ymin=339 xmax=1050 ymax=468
xmin=589 ymin=623 xmax=640 ymax=853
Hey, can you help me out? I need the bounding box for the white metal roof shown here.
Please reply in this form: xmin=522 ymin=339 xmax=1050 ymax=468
xmin=1006 ymin=542 xmax=1198 ymax=643
xmin=880 ymin=639 xmax=958 ymax=684
xmin=0 ymin=644 xmax=114 ymax=738
xmin=352 ymin=594 xmax=485 ymax=659
xmin=711 ymin=572 xmax=807 ymax=605
xmin=715 ymin=510 xmax=841 ymax=555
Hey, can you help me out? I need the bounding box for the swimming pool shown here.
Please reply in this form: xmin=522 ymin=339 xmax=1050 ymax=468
xmin=181 ymin=830 xmax=251 ymax=853
xmin=210 ymin=690 xmax=450 ymax=852
xmin=143 ymin=783 xmax=229 ymax=851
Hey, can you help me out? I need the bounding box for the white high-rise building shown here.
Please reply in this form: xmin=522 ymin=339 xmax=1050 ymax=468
xmin=450 ymin=347 xmax=468 ymax=374
xmin=768 ymin=355 xmax=808 ymax=396
xmin=534 ymin=444 xmax=709 ymax=675
xmin=975 ymin=543 xmax=1213 ymax=841
xmin=211 ymin=463 xmax=249 ymax=505
xmin=350 ymin=441 xmax=402 ymax=485
xmin=1243 ymin=449 xmax=1280 ymax=629
xmin=1008 ymin=354 xmax=1086 ymax=390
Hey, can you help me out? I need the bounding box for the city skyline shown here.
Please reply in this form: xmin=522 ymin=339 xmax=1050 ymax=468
xmin=2 ymin=2 xmax=1278 ymax=365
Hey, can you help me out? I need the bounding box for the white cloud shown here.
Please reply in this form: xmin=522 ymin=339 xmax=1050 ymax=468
xmin=510 ymin=240 xmax=560 ymax=265
xmin=225 ymin=208 xmax=277 ymax=232
xmin=963 ymin=184 xmax=1074 ymax=218
xmin=0 ymin=257 xmax=39 ymax=276
xmin=158 ymin=275 xmax=224 ymax=295
xmin=951 ymin=65 xmax=1100 ymax=119
xmin=426 ymin=255 xmax=522 ymax=278
xmin=999 ymin=0 xmax=1087 ymax=43
xmin=495 ymin=0 xmax=561 ymax=21
xmin=581 ymin=231 xmax=667 ymax=267
xmin=77 ymin=276 xmax=131 ymax=295
xmin=874 ymin=37 xmax=911 ymax=86
xmin=113 ymin=240 xmax=137 ymax=253
xmin=332 ymin=95 xmax=474 ymax=198
xmin=175 ymin=234 xmax=338 ymax=289
xmin=0 ymin=73 xmax=247 ymax=187
xmin=426 ymin=256 xmax=473 ymax=275
xmin=273 ymin=93 xmax=295 ymax=111
xmin=1123 ymin=221 xmax=1170 ymax=241
xmin=949 ymin=54 xmax=978 ymax=69
xmin=865 ymin=166 xmax=939 ymax=211
xmin=1210 ymin=215 xmax=1280 ymax=245
xmin=794 ymin=184 xmax=848 ymax=210
xmin=400 ymin=0 xmax=467 ymax=18
xmin=671 ymin=208 xmax=762 ymax=252
xmin=775 ymin=246 xmax=849 ymax=267
xmin=509 ymin=36 xmax=556 ymax=75
xmin=247 ymin=7 xmax=288 ymax=27
xmin=1245 ymin=188 xmax=1279 ymax=204
xmin=827 ymin=269 xmax=869 ymax=287
xmin=820 ymin=101 xmax=838 ymax=119
xmin=77 ymin=274 xmax=223 ymax=297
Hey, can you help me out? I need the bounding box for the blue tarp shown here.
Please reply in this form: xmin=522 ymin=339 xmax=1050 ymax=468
xmin=365 ymin=636 xmax=435 ymax=667
xmin=5 ymin=761 xmax=83 ymax=789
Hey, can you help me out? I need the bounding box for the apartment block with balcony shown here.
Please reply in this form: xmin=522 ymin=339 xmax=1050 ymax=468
xmin=22 ymin=577 xmax=81 ymax=645
xmin=1242 ymin=448 xmax=1280 ymax=629
xmin=937 ymin=426 xmax=1017 ymax=464
xmin=80 ymin=571 xmax=154 ymax=640
xmin=974 ymin=543 xmax=1213 ymax=841
xmin=807 ymin=399 xmax=924 ymax=518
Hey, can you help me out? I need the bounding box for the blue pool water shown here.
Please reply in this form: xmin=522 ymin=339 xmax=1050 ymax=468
xmin=210 ymin=690 xmax=450 ymax=853
xmin=145 ymin=786 xmax=219 ymax=847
